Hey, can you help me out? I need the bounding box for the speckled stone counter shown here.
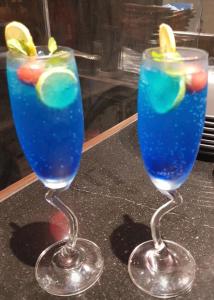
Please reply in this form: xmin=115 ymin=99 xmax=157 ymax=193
xmin=0 ymin=123 xmax=214 ymax=300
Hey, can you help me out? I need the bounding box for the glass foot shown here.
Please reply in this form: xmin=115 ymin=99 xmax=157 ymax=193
xmin=35 ymin=238 xmax=104 ymax=296
xmin=128 ymin=240 xmax=196 ymax=299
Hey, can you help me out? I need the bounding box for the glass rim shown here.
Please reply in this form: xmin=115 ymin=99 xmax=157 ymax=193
xmin=143 ymin=47 xmax=208 ymax=63
xmin=7 ymin=45 xmax=73 ymax=60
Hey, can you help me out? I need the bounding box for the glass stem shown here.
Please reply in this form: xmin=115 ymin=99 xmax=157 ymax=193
xmin=45 ymin=189 xmax=81 ymax=268
xmin=151 ymin=190 xmax=183 ymax=252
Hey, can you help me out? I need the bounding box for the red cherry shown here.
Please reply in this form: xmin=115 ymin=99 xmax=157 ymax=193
xmin=186 ymin=65 xmax=207 ymax=92
xmin=17 ymin=62 xmax=44 ymax=85
xmin=49 ymin=211 xmax=69 ymax=241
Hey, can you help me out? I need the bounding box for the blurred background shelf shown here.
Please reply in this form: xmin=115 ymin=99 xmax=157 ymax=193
xmin=0 ymin=0 xmax=214 ymax=190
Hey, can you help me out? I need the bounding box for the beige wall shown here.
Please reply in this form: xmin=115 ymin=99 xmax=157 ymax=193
xmin=201 ymin=0 xmax=214 ymax=33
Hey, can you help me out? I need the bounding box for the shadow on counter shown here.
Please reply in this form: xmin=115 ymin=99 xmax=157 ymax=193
xmin=110 ymin=214 xmax=151 ymax=265
xmin=9 ymin=222 xmax=62 ymax=267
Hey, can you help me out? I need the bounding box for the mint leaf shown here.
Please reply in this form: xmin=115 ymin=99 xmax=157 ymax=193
xmin=47 ymin=51 xmax=69 ymax=67
xmin=7 ymin=38 xmax=27 ymax=55
xmin=151 ymin=51 xmax=181 ymax=62
xmin=151 ymin=51 xmax=164 ymax=62
xmin=48 ymin=37 xmax=57 ymax=55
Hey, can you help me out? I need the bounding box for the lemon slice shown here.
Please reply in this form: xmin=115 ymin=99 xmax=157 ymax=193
xmin=5 ymin=21 xmax=37 ymax=56
xmin=36 ymin=67 xmax=78 ymax=109
xmin=151 ymin=23 xmax=185 ymax=111
xmin=159 ymin=23 xmax=176 ymax=53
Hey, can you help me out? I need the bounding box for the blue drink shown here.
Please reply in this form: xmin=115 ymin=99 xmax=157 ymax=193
xmin=6 ymin=33 xmax=103 ymax=294
xmin=129 ymin=39 xmax=208 ymax=297
xmin=7 ymin=48 xmax=84 ymax=189
xmin=138 ymin=48 xmax=207 ymax=191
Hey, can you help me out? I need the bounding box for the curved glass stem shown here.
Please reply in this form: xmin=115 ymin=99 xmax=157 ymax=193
xmin=128 ymin=189 xmax=195 ymax=297
xmin=151 ymin=190 xmax=183 ymax=252
xmin=35 ymin=188 xmax=103 ymax=295
xmin=45 ymin=189 xmax=81 ymax=268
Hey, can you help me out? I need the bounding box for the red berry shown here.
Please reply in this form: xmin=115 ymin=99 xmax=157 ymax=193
xmin=186 ymin=65 xmax=207 ymax=92
xmin=17 ymin=62 xmax=44 ymax=85
xmin=49 ymin=211 xmax=69 ymax=241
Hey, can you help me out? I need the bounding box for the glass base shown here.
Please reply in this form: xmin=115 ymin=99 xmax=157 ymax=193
xmin=128 ymin=240 xmax=196 ymax=299
xmin=35 ymin=238 xmax=104 ymax=296
xmin=41 ymin=177 xmax=74 ymax=189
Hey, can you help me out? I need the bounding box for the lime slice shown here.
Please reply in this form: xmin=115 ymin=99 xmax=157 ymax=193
xmin=36 ymin=67 xmax=78 ymax=109
xmin=147 ymin=24 xmax=185 ymax=112
xmin=159 ymin=23 xmax=176 ymax=53
xmin=143 ymin=69 xmax=185 ymax=114
xmin=173 ymin=77 xmax=186 ymax=108
xmin=5 ymin=21 xmax=37 ymax=56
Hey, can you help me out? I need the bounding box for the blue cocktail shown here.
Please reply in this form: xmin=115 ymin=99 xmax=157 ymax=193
xmin=138 ymin=64 xmax=207 ymax=191
xmin=7 ymin=50 xmax=83 ymax=189
xmin=128 ymin=46 xmax=208 ymax=298
xmin=7 ymin=46 xmax=103 ymax=296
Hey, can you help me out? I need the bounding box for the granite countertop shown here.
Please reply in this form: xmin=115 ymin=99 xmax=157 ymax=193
xmin=0 ymin=123 xmax=214 ymax=300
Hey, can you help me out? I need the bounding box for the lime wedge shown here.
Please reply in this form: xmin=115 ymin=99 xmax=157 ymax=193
xmin=143 ymin=69 xmax=185 ymax=114
xmin=159 ymin=23 xmax=176 ymax=53
xmin=36 ymin=67 xmax=78 ymax=109
xmin=5 ymin=21 xmax=37 ymax=56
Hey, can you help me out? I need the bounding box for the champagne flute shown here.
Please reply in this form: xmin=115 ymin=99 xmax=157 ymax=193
xmin=128 ymin=46 xmax=208 ymax=298
xmin=7 ymin=47 xmax=104 ymax=296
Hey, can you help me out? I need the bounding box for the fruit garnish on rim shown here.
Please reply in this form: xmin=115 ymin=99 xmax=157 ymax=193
xmin=5 ymin=21 xmax=58 ymax=57
xmin=151 ymin=23 xmax=178 ymax=62
xmin=5 ymin=21 xmax=37 ymax=56
xmin=5 ymin=21 xmax=61 ymax=85
xmin=159 ymin=23 xmax=176 ymax=53
xmin=148 ymin=23 xmax=185 ymax=113
xmin=5 ymin=21 xmax=79 ymax=108
xmin=152 ymin=23 xmax=207 ymax=93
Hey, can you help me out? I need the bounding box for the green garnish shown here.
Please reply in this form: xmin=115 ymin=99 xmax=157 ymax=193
xmin=48 ymin=37 xmax=57 ymax=55
xmin=46 ymin=51 xmax=70 ymax=67
xmin=5 ymin=22 xmax=60 ymax=57
xmin=151 ymin=51 xmax=164 ymax=62
xmin=5 ymin=22 xmax=37 ymax=56
xmin=7 ymin=39 xmax=28 ymax=55
xmin=151 ymin=50 xmax=181 ymax=62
